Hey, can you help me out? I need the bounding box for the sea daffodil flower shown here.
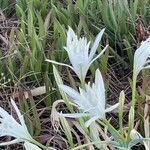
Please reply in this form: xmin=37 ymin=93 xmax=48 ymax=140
xmin=131 ymin=37 xmax=150 ymax=107
xmin=59 ymin=69 xmax=119 ymax=127
xmin=0 ymin=99 xmax=40 ymax=149
xmin=46 ymin=27 xmax=108 ymax=82
xmin=133 ymin=37 xmax=150 ymax=79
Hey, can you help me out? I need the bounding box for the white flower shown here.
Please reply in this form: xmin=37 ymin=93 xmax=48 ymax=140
xmin=46 ymin=27 xmax=108 ymax=81
xmin=130 ymin=129 xmax=141 ymax=140
xmin=0 ymin=99 xmax=33 ymax=146
xmin=130 ymin=129 xmax=149 ymax=150
xmin=59 ymin=69 xmax=119 ymax=127
xmin=133 ymin=37 xmax=150 ymax=78
xmin=24 ymin=142 xmax=42 ymax=150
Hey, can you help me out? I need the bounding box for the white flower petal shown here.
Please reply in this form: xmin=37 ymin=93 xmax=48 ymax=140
xmin=0 ymin=100 xmax=33 ymax=146
xmin=67 ymin=26 xmax=77 ymax=48
xmin=59 ymin=84 xmax=81 ymax=102
xmin=24 ymin=142 xmax=42 ymax=150
xmin=89 ymin=45 xmax=108 ymax=66
xmin=95 ymin=69 xmax=104 ymax=90
xmin=130 ymin=129 xmax=142 ymax=140
xmin=95 ymin=69 xmax=105 ymax=107
xmin=89 ymin=28 xmax=105 ymax=60
xmin=85 ymin=116 xmax=99 ymax=127
xmin=133 ymin=37 xmax=150 ymax=77
xmin=0 ymin=107 xmax=10 ymax=118
xmin=45 ymin=59 xmax=74 ymax=71
xmin=143 ymin=66 xmax=150 ymax=69
xmin=47 ymin=27 xmax=106 ymax=81
xmin=134 ymin=37 xmax=150 ymax=57
xmin=60 ymin=67 xmax=119 ymax=126
xmin=0 ymin=139 xmax=22 ymax=146
xmin=10 ymin=99 xmax=26 ymax=128
xmin=105 ymin=103 xmax=119 ymax=113
xmin=130 ymin=129 xmax=149 ymax=150
xmin=59 ymin=112 xmax=88 ymax=118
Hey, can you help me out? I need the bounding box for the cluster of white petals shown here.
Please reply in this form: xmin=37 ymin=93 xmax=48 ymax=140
xmin=133 ymin=37 xmax=150 ymax=78
xmin=0 ymin=99 xmax=41 ymax=150
xmin=1 ymin=26 xmax=149 ymax=150
xmin=59 ymin=69 xmax=119 ymax=127
xmin=46 ymin=27 xmax=107 ymax=81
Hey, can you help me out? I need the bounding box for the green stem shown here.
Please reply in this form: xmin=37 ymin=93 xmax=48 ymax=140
xmin=70 ymin=140 xmax=117 ymax=150
xmin=127 ymin=74 xmax=137 ymax=142
xmin=131 ymin=75 xmax=137 ymax=108
xmin=80 ymin=78 xmax=85 ymax=89
xmin=79 ymin=65 xmax=86 ymax=89
xmin=127 ymin=107 xmax=134 ymax=143
xmin=98 ymin=119 xmax=124 ymax=141
xmin=32 ymin=139 xmax=56 ymax=150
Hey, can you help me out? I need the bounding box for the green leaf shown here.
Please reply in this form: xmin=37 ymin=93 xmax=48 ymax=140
xmin=60 ymin=116 xmax=75 ymax=148
xmin=53 ymin=65 xmax=73 ymax=112
xmin=127 ymin=107 xmax=135 ymax=142
xmin=119 ymin=91 xmax=125 ymax=133
xmin=28 ymin=94 xmax=41 ymax=136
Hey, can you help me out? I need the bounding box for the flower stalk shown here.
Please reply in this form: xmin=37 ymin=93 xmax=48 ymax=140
xmin=31 ymin=139 xmax=55 ymax=150
xmin=131 ymin=75 xmax=137 ymax=108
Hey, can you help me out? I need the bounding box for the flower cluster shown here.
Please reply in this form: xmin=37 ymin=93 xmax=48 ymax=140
xmin=59 ymin=69 xmax=119 ymax=127
xmin=46 ymin=27 xmax=108 ymax=82
xmin=49 ymin=27 xmax=119 ymax=126
xmin=1 ymin=27 xmax=149 ymax=149
xmin=133 ymin=37 xmax=150 ymax=78
xmin=0 ymin=99 xmax=41 ymax=150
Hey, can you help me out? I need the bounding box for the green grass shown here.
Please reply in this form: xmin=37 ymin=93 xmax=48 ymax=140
xmin=0 ymin=0 xmax=150 ymax=149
